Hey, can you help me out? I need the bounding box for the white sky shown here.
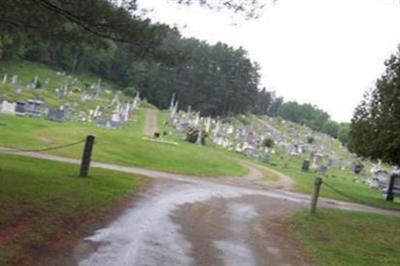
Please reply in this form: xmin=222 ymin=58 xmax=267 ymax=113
xmin=138 ymin=0 xmax=400 ymax=122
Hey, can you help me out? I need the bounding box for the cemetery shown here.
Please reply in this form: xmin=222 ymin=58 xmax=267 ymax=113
xmin=0 ymin=61 xmax=141 ymax=128
xmin=2 ymin=2 xmax=400 ymax=266
xmin=1 ymin=62 xmax=399 ymax=210
xmin=160 ymin=93 xmax=399 ymax=207
xmin=0 ymin=44 xmax=399 ymax=266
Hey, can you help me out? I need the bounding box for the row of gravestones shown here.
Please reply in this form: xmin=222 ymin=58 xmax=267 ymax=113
xmin=1 ymin=70 xmax=141 ymax=127
xmin=2 ymin=74 xmax=52 ymax=89
xmin=0 ymin=91 xmax=141 ymax=127
xmin=169 ymin=95 xmax=306 ymax=160
xmin=170 ymin=93 xmax=393 ymax=198
xmin=167 ymin=92 xmax=370 ymax=178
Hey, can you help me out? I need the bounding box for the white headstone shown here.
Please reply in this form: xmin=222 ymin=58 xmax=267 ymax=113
xmin=0 ymin=100 xmax=16 ymax=114
xmin=11 ymin=75 xmax=18 ymax=85
xmin=196 ymin=130 xmax=203 ymax=145
xmin=124 ymin=103 xmax=130 ymax=121
xmin=93 ymin=105 xmax=101 ymax=118
xmin=194 ymin=112 xmax=200 ymax=126
xmin=169 ymin=93 xmax=176 ymax=111
xmin=205 ymin=117 xmax=211 ymax=133
xmin=32 ymin=76 xmax=38 ymax=89
xmin=95 ymin=78 xmax=102 ymax=97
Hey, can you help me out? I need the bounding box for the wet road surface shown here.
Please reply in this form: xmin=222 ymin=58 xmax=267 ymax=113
xmin=76 ymin=179 xmax=309 ymax=266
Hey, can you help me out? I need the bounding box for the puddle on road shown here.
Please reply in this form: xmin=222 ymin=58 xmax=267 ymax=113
xmin=78 ymin=181 xmax=257 ymax=266
xmin=214 ymin=240 xmax=256 ymax=266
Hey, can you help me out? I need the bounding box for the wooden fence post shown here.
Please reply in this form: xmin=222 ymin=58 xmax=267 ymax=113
xmin=310 ymin=177 xmax=323 ymax=214
xmin=384 ymin=173 xmax=396 ymax=201
xmin=80 ymin=135 xmax=95 ymax=177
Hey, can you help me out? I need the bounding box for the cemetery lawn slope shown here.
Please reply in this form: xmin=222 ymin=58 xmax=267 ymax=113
xmin=290 ymin=209 xmax=400 ymax=266
xmin=266 ymin=156 xmax=400 ymax=209
xmin=0 ymin=113 xmax=246 ymax=176
xmin=0 ymin=60 xmax=125 ymax=113
xmin=0 ymin=153 xmax=147 ymax=266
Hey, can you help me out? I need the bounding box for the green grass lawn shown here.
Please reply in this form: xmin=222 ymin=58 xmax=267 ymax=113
xmin=290 ymin=209 xmax=400 ymax=266
xmin=0 ymin=112 xmax=246 ymax=176
xmin=0 ymin=153 xmax=147 ymax=265
xmin=263 ymin=155 xmax=400 ymax=209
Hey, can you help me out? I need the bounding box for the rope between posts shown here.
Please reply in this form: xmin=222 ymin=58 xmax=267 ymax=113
xmin=8 ymin=139 xmax=85 ymax=153
xmin=322 ymin=180 xmax=400 ymax=212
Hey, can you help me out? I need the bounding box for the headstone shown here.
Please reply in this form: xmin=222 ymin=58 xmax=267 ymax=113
xmin=11 ymin=75 xmax=18 ymax=85
xmin=242 ymin=145 xmax=259 ymax=158
xmin=123 ymin=103 xmax=130 ymax=121
xmin=310 ymin=152 xmax=323 ymax=170
xmin=262 ymin=154 xmax=271 ymax=164
xmin=95 ymin=78 xmax=102 ymax=97
xmin=63 ymin=84 xmax=69 ymax=96
xmin=196 ymin=130 xmax=203 ymax=145
xmin=319 ymin=166 xmax=328 ymax=176
xmin=15 ymin=101 xmax=26 ymax=115
xmin=25 ymin=99 xmax=43 ymax=117
xmin=93 ymin=105 xmax=101 ymax=118
xmin=0 ymin=100 xmax=16 ymax=114
xmin=171 ymin=100 xmax=178 ymax=118
xmin=32 ymin=76 xmax=39 ymax=89
xmin=302 ymin=160 xmax=310 ymax=172
xmin=111 ymin=111 xmax=121 ymax=122
xmin=97 ymin=118 xmax=120 ymax=129
xmin=213 ymin=120 xmax=221 ymax=137
xmin=47 ymin=108 xmax=65 ymax=122
xmin=205 ymin=117 xmax=211 ymax=133
xmin=132 ymin=91 xmax=140 ymax=110
xmin=194 ymin=112 xmax=200 ymax=126
xmin=169 ymin=93 xmax=176 ymax=111
xmin=354 ymin=163 xmax=364 ymax=174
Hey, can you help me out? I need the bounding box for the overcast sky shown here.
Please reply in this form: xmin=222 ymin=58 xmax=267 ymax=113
xmin=138 ymin=0 xmax=400 ymax=122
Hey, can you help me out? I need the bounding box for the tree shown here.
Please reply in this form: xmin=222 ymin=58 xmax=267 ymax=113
xmin=0 ymin=0 xmax=170 ymax=61
xmin=322 ymin=120 xmax=339 ymax=139
xmin=173 ymin=0 xmax=267 ymax=19
xmin=262 ymin=138 xmax=274 ymax=148
xmin=349 ymin=47 xmax=400 ymax=165
xmin=277 ymin=101 xmax=330 ymax=131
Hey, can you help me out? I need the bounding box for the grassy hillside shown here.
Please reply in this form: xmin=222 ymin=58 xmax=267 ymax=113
xmin=0 ymin=153 xmax=147 ymax=265
xmin=0 ymin=61 xmax=246 ymax=176
xmin=0 ymin=112 xmax=246 ymax=176
xmin=0 ymin=61 xmax=130 ymax=116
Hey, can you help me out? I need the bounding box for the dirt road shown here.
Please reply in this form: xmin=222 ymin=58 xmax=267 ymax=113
xmin=143 ymin=109 xmax=159 ymax=137
xmin=76 ymin=179 xmax=310 ymax=266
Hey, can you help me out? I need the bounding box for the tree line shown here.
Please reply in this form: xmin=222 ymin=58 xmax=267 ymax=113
xmin=1 ymin=0 xmax=283 ymax=117
xmin=349 ymin=46 xmax=400 ymax=166
xmin=276 ymin=101 xmax=350 ymax=145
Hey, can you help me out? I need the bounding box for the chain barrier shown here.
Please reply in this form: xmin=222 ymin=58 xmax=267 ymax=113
xmin=322 ymin=180 xmax=400 ymax=212
xmin=8 ymin=139 xmax=85 ymax=153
